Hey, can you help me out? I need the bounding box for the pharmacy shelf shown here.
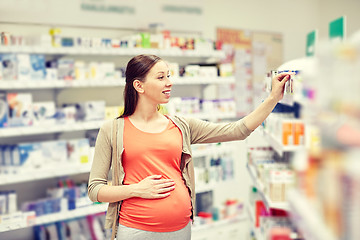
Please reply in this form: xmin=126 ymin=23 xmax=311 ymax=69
xmin=182 ymin=112 xmax=237 ymax=121
xmin=0 ymin=76 xmax=235 ymax=90
xmin=246 ymin=204 xmax=265 ymax=240
xmin=0 ymin=164 xmax=92 ymax=186
xmin=0 ymin=79 xmax=125 ymax=90
xmin=196 ymin=179 xmax=237 ymax=194
xmin=0 ymin=111 xmax=236 ymax=138
xmin=0 ymin=46 xmax=225 ymax=58
xmin=287 ymin=190 xmax=337 ymax=240
xmin=0 ymin=120 xmax=104 ymax=137
xmin=262 ymin=128 xmax=305 ymax=156
xmin=192 ymin=145 xmax=233 ymax=158
xmin=171 ymin=76 xmax=235 ymax=85
xmin=0 ymin=203 xmax=108 ymax=233
xmin=192 ymin=213 xmax=247 ymax=232
xmin=246 ymin=163 xmax=290 ymax=211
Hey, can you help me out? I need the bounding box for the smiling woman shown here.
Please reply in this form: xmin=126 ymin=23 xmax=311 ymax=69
xmin=88 ymin=54 xmax=291 ymax=240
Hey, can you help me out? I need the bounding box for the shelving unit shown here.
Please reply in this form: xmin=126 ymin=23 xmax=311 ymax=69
xmin=246 ymin=205 xmax=265 ymax=240
xmin=0 ymin=121 xmax=104 ymax=137
xmin=0 ymin=203 xmax=108 ymax=233
xmin=0 ymin=76 xmax=235 ymax=90
xmin=192 ymin=214 xmax=247 ymax=232
xmin=261 ymin=128 xmax=305 ymax=157
xmin=0 ymin=26 xmax=242 ymax=239
xmin=0 ymin=46 xmax=225 ymax=58
xmin=246 ymin=163 xmax=289 ymax=211
xmin=192 ymin=213 xmax=248 ymax=240
xmin=0 ymin=164 xmax=92 ymax=185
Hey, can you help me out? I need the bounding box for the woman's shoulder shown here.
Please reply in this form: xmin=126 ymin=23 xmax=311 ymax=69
xmin=100 ymin=117 xmax=124 ymax=132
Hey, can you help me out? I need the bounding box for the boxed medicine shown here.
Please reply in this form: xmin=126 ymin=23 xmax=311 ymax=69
xmin=1 ymin=54 xmax=18 ymax=80
xmin=7 ymin=92 xmax=33 ymax=127
xmin=32 ymin=101 xmax=56 ymax=126
xmin=0 ymin=93 xmax=8 ymax=128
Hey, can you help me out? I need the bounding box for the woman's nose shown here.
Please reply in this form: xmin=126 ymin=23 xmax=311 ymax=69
xmin=166 ymin=77 xmax=172 ymax=86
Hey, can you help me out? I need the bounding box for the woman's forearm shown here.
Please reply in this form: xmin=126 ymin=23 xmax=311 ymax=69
xmin=243 ymin=95 xmax=278 ymax=131
xmin=97 ymin=184 xmax=137 ymax=203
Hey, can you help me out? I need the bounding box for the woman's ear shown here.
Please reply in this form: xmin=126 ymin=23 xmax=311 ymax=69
xmin=133 ymin=80 xmax=144 ymax=93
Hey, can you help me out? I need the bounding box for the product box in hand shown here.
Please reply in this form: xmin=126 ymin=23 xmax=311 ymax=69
xmin=66 ymin=138 xmax=90 ymax=165
xmin=32 ymin=101 xmax=56 ymax=126
xmin=1 ymin=54 xmax=18 ymax=80
xmin=0 ymin=93 xmax=8 ymax=128
xmin=7 ymin=92 xmax=33 ymax=127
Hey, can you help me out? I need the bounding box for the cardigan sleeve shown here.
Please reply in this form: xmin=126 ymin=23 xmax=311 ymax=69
xmin=184 ymin=117 xmax=253 ymax=144
xmin=88 ymin=120 xmax=112 ymax=202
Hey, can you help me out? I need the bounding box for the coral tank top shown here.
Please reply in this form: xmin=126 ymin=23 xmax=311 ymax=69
xmin=119 ymin=117 xmax=192 ymax=232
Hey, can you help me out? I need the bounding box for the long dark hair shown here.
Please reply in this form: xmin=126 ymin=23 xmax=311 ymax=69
xmin=119 ymin=54 xmax=162 ymax=118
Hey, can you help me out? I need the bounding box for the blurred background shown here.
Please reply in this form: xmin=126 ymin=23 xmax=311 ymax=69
xmin=0 ymin=0 xmax=359 ymax=239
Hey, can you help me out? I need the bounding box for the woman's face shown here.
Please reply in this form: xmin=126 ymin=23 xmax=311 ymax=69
xmin=142 ymin=61 xmax=172 ymax=105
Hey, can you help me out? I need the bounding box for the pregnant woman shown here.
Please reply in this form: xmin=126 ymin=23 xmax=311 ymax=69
xmin=88 ymin=54 xmax=290 ymax=240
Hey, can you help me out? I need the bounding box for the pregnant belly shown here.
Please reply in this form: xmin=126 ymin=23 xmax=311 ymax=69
xmin=119 ymin=180 xmax=192 ymax=232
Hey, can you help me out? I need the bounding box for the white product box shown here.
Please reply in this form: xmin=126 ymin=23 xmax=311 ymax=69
xmin=30 ymin=55 xmax=46 ymax=80
xmin=185 ymin=65 xmax=200 ymax=77
xmin=74 ymin=61 xmax=86 ymax=80
xmin=2 ymin=54 xmax=18 ymax=80
xmin=32 ymin=101 xmax=56 ymax=126
xmin=66 ymin=138 xmax=90 ymax=165
xmin=17 ymin=142 xmax=43 ymax=171
xmin=83 ymin=101 xmax=105 ymax=121
xmin=0 ymin=93 xmax=8 ymax=128
xmin=6 ymin=92 xmax=33 ymax=127
xmin=17 ymin=54 xmax=31 ymax=81
xmin=41 ymin=140 xmax=67 ymax=165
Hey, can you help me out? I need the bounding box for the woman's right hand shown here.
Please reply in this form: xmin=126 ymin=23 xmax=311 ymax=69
xmin=133 ymin=175 xmax=175 ymax=199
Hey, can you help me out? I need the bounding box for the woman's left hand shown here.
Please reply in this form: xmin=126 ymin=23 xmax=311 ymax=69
xmin=269 ymin=73 xmax=291 ymax=102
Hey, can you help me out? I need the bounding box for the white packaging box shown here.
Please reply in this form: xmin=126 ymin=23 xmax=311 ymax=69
xmin=74 ymin=61 xmax=86 ymax=80
xmin=17 ymin=142 xmax=43 ymax=171
xmin=30 ymin=55 xmax=46 ymax=80
xmin=185 ymin=65 xmax=200 ymax=77
xmin=84 ymin=101 xmax=105 ymax=121
xmin=0 ymin=93 xmax=8 ymax=128
xmin=32 ymin=101 xmax=56 ymax=126
xmin=268 ymin=169 xmax=284 ymax=202
xmin=168 ymin=62 xmax=179 ymax=78
xmin=7 ymin=92 xmax=33 ymax=127
xmin=66 ymin=138 xmax=90 ymax=165
xmin=41 ymin=140 xmax=67 ymax=167
xmin=199 ymin=66 xmax=218 ymax=78
xmin=17 ymin=54 xmax=31 ymax=81
xmin=100 ymin=62 xmax=115 ymax=80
